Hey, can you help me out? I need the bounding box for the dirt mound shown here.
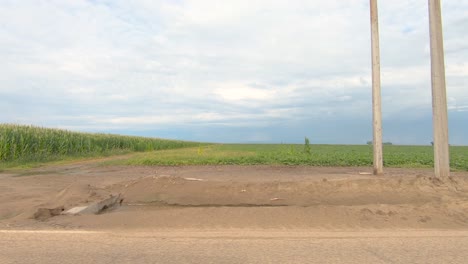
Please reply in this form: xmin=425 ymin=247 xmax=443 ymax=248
xmin=2 ymin=165 xmax=468 ymax=230
xmin=53 ymin=183 xmax=113 ymax=208
xmin=112 ymin=175 xmax=468 ymax=207
xmin=33 ymin=206 xmax=65 ymax=221
xmin=0 ymin=182 xmax=113 ymax=222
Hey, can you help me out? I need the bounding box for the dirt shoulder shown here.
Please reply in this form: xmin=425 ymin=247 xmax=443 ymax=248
xmin=1 ymin=162 xmax=467 ymax=231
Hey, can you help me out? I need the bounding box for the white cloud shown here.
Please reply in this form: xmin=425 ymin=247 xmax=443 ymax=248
xmin=447 ymin=63 xmax=468 ymax=77
xmin=213 ymin=84 xmax=276 ymax=102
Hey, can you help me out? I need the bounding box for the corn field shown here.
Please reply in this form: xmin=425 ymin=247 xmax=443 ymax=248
xmin=0 ymin=124 xmax=200 ymax=162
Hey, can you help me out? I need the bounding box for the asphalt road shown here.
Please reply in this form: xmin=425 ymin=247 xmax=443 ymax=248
xmin=2 ymin=230 xmax=468 ymax=264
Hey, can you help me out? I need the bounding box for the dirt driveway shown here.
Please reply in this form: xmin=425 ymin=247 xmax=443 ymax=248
xmin=1 ymin=160 xmax=468 ymax=231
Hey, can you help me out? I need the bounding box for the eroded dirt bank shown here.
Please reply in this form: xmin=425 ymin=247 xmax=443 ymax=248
xmin=1 ymin=164 xmax=467 ymax=230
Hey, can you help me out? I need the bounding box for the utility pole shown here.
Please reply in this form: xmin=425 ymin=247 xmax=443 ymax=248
xmin=428 ymin=0 xmax=450 ymax=178
xmin=370 ymin=0 xmax=383 ymax=175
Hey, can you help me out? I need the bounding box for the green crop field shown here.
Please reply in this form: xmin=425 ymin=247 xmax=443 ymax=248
xmin=0 ymin=124 xmax=200 ymax=165
xmin=105 ymin=143 xmax=468 ymax=171
xmin=1 ymin=124 xmax=467 ymax=171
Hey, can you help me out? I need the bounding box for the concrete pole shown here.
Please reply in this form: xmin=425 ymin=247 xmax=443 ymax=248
xmin=428 ymin=0 xmax=450 ymax=178
xmin=370 ymin=0 xmax=383 ymax=175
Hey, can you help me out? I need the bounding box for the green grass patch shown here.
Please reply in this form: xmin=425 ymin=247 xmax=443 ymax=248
xmin=104 ymin=144 xmax=468 ymax=171
xmin=0 ymin=150 xmax=131 ymax=171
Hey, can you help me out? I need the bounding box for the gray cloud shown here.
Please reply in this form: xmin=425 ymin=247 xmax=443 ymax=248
xmin=0 ymin=0 xmax=467 ymax=144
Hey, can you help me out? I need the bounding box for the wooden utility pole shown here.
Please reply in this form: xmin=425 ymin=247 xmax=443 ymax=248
xmin=370 ymin=0 xmax=383 ymax=175
xmin=429 ymin=0 xmax=450 ymax=178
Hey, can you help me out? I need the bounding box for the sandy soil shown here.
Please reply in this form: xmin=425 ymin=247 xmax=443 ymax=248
xmin=1 ymin=161 xmax=468 ymax=231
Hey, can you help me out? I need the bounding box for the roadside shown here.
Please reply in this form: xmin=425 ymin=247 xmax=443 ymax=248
xmin=1 ymin=160 xmax=468 ymax=231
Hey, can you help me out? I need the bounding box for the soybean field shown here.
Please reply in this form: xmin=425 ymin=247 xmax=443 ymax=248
xmin=106 ymin=144 xmax=468 ymax=171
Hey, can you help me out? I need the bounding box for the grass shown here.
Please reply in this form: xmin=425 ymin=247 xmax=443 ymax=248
xmin=104 ymin=144 xmax=468 ymax=171
xmin=0 ymin=124 xmax=203 ymax=168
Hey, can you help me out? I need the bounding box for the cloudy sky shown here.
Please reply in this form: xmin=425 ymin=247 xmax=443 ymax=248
xmin=1 ymin=0 xmax=467 ymax=145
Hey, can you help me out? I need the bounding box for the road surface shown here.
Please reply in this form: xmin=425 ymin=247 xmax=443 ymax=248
xmin=2 ymin=229 xmax=468 ymax=264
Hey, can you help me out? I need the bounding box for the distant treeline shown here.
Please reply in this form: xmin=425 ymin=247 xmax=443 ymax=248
xmin=367 ymin=141 xmax=393 ymax=145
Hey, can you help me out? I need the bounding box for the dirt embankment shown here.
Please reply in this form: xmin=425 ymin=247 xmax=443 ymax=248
xmin=115 ymin=175 xmax=467 ymax=207
xmin=1 ymin=165 xmax=468 ymax=230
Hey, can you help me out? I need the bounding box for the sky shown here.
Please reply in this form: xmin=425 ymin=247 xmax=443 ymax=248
xmin=0 ymin=0 xmax=467 ymax=145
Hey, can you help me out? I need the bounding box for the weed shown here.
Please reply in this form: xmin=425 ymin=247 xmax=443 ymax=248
xmin=304 ymin=137 xmax=311 ymax=154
